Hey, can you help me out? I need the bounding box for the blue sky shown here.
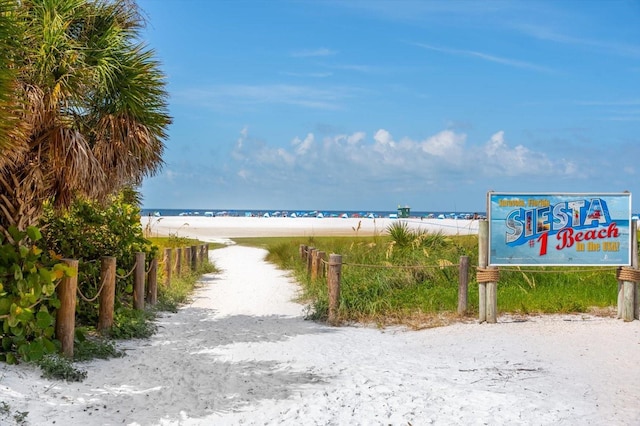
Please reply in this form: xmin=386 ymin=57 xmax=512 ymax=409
xmin=137 ymin=0 xmax=640 ymax=213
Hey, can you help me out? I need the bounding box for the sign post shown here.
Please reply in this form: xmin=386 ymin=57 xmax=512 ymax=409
xmin=485 ymin=192 xmax=635 ymax=322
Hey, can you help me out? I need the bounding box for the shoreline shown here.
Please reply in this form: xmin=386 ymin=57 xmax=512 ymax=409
xmin=142 ymin=215 xmax=480 ymax=240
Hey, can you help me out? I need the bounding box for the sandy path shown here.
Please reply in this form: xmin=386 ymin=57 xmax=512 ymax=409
xmin=1 ymin=245 xmax=640 ymax=425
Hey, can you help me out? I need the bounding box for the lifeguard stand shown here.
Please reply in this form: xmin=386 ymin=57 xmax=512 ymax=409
xmin=397 ymin=205 xmax=411 ymax=218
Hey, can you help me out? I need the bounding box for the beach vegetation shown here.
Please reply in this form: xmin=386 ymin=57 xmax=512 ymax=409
xmin=251 ymin=227 xmax=620 ymax=328
xmin=39 ymin=191 xmax=156 ymax=330
xmin=0 ymin=0 xmax=170 ymax=239
xmin=147 ymin=236 xmax=219 ymax=312
xmin=0 ymin=225 xmax=74 ymax=364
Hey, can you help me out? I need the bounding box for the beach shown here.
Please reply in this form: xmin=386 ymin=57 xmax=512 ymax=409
xmin=142 ymin=215 xmax=481 ymax=240
xmin=0 ymin=217 xmax=639 ymax=425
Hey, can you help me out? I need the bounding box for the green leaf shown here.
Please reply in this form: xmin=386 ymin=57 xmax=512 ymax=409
xmin=26 ymin=226 xmax=42 ymax=242
xmin=7 ymin=226 xmax=23 ymax=245
xmin=5 ymin=352 xmax=17 ymax=364
xmin=0 ymin=297 xmax=11 ymax=315
xmin=36 ymin=311 xmax=53 ymax=329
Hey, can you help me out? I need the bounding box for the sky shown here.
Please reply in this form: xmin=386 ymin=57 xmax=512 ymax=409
xmin=137 ymin=0 xmax=640 ymax=213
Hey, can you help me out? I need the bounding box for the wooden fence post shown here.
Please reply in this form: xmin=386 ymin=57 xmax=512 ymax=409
xmin=147 ymin=257 xmax=158 ymax=305
xmin=176 ymin=247 xmax=182 ymax=277
xmin=478 ymin=221 xmax=488 ymax=323
xmin=328 ymin=254 xmax=342 ymax=326
xmin=317 ymin=251 xmax=326 ymax=279
xmin=134 ymin=252 xmax=145 ymax=310
xmin=97 ymin=256 xmax=116 ymax=334
xmin=622 ymin=220 xmax=638 ymax=321
xmin=458 ymin=255 xmax=469 ymax=315
xmin=190 ymin=245 xmax=198 ymax=271
xmin=311 ymin=250 xmax=319 ymax=280
xmin=55 ymin=259 xmax=79 ymax=358
xmin=300 ymin=245 xmax=307 ymax=260
xmin=163 ymin=248 xmax=172 ymax=287
xmin=307 ymin=248 xmax=316 ymax=276
xmin=205 ymin=243 xmax=209 ymax=263
xmin=184 ymin=246 xmax=191 ymax=272
xmin=200 ymin=245 xmax=206 ymax=265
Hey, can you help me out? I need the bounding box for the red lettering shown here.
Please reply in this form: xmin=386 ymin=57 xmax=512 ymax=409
xmin=537 ymin=232 xmax=548 ymax=256
xmin=557 ymin=228 xmax=574 ymax=250
xmin=584 ymin=230 xmax=597 ymax=240
xmin=556 ymin=222 xmax=620 ymax=252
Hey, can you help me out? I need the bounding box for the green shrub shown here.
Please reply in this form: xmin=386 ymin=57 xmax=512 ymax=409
xmin=39 ymin=192 xmax=158 ymax=326
xmin=0 ymin=226 xmax=74 ymax=364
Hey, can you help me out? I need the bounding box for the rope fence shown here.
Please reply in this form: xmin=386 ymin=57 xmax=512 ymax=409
xmin=55 ymin=243 xmax=210 ymax=357
xmin=299 ymin=239 xmax=640 ymax=326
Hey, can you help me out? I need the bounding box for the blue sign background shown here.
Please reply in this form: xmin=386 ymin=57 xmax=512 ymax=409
xmin=488 ymin=192 xmax=632 ymax=266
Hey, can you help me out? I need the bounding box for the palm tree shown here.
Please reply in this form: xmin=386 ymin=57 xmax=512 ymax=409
xmin=0 ymin=0 xmax=25 ymax=156
xmin=0 ymin=0 xmax=170 ymax=238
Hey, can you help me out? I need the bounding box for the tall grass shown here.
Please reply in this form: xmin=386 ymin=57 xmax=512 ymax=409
xmin=250 ymin=223 xmax=620 ymax=328
xmin=147 ymin=237 xmax=220 ymax=312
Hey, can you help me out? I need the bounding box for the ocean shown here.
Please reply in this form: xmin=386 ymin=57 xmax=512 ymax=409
xmin=140 ymin=208 xmax=486 ymax=219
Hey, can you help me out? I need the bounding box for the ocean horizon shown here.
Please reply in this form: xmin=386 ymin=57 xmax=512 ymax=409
xmin=140 ymin=208 xmax=486 ymax=219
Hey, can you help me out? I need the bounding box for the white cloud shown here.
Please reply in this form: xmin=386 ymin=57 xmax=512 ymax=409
xmin=291 ymin=48 xmax=337 ymax=57
xmin=421 ymin=130 xmax=465 ymax=159
xmin=412 ymin=42 xmax=554 ymax=73
xmin=228 ymin=127 xmax=590 ymax=194
xmin=292 ymin=133 xmax=314 ymax=155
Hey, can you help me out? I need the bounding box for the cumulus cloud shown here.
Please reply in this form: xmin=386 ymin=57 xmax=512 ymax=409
xmin=292 ymin=133 xmax=314 ymax=155
xmin=421 ymin=130 xmax=465 ymax=159
xmin=228 ymin=127 xmax=588 ymax=195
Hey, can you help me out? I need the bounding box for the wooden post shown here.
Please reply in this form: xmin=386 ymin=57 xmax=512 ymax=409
xmin=617 ymin=277 xmax=624 ymax=319
xmin=328 ymin=254 xmax=342 ymax=326
xmin=311 ymin=250 xmax=319 ymax=280
xmin=184 ymin=246 xmax=191 ymax=272
xmin=97 ymin=256 xmax=116 ymax=334
xmin=478 ymin=220 xmax=488 ymax=323
xmin=307 ymin=248 xmax=316 ymax=276
xmin=633 ymin=221 xmax=639 ymax=320
xmin=147 ymin=258 xmax=158 ymax=305
xmin=200 ymin=244 xmax=207 ymax=265
xmin=133 ymin=252 xmax=145 ymax=310
xmin=163 ymin=248 xmax=172 ymax=287
xmin=176 ymin=247 xmax=182 ymax=277
xmin=55 ymin=259 xmax=78 ymax=358
xmin=300 ymin=245 xmax=307 ymax=260
xmin=191 ymin=245 xmax=198 ymax=270
xmin=205 ymin=243 xmax=210 ymax=263
xmin=622 ymin=220 xmax=638 ymax=321
xmin=487 ymin=280 xmax=497 ymax=323
xmin=317 ymin=251 xmax=326 ymax=279
xmin=458 ymin=255 xmax=469 ymax=315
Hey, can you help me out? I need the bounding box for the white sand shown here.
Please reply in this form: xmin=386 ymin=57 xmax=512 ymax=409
xmin=1 ymin=218 xmax=639 ymax=425
xmin=141 ymin=215 xmax=480 ymax=241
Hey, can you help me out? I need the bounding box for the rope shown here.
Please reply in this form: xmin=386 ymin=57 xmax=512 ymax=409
xmin=116 ymin=263 xmax=137 ymax=280
xmin=342 ymin=261 xmax=459 ymax=270
xmin=498 ymin=266 xmax=617 ymax=274
xmin=476 ymin=267 xmax=500 ymax=283
xmin=617 ymin=266 xmax=640 ymax=283
xmin=76 ymin=273 xmax=109 ymax=303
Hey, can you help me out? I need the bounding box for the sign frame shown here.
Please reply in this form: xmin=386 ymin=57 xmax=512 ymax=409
xmin=487 ymin=192 xmax=632 ymax=266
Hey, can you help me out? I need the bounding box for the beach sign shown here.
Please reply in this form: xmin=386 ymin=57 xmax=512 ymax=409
xmin=487 ymin=192 xmax=632 ymax=266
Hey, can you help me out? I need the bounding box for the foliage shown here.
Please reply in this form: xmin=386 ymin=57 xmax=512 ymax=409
xmin=260 ymin=233 xmax=618 ymax=328
xmin=73 ymin=328 xmax=124 ymax=361
xmin=38 ymin=354 xmax=87 ymax=382
xmin=0 ymin=0 xmax=171 ymax=236
xmin=39 ymin=192 xmax=157 ymax=326
xmin=0 ymin=400 xmax=28 ymax=426
xmin=108 ymin=307 xmax=156 ymax=340
xmin=0 ymin=226 xmax=74 ymax=364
